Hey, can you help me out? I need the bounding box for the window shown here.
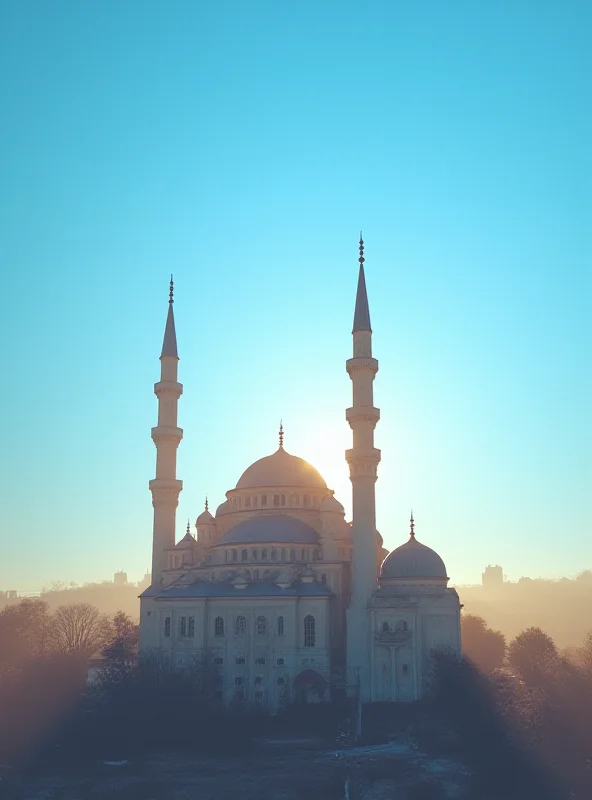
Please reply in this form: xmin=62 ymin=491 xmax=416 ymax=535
xmin=252 ymin=549 xmax=259 ymax=561
xmin=321 ymin=573 xmax=327 ymax=584
xmin=214 ymin=657 xmax=224 ymax=665
xmin=254 ymin=690 xmax=263 ymax=701
xmin=271 ymin=548 xmax=277 ymax=561
xmin=382 ymin=621 xmax=390 ymax=632
xmin=304 ymin=615 xmax=316 ymax=647
xmin=255 ymin=657 xmax=266 ymax=665
xmin=236 ymin=656 xmax=246 ymax=665
xmin=257 ymin=616 xmax=267 ymax=636
xmin=235 ymin=616 xmax=247 ymax=635
xmin=164 ymin=617 xmax=171 ymax=637
xmin=253 ymin=569 xmax=259 ymax=580
xmin=303 ymin=495 xmax=309 ymax=507
xmin=290 ymin=548 xmax=295 ymax=561
xmin=253 ymin=496 xmax=258 ymax=507
xmin=225 ymin=550 xmax=229 ymax=563
xmin=277 ymin=676 xmax=285 ymax=685
xmin=402 ymin=663 xmax=409 ymax=676
xmin=276 ymin=657 xmax=285 ymax=666
xmin=261 ymin=495 xmax=267 ymax=506
xmin=300 ymin=549 xmax=305 ymax=561
xmin=235 ymin=688 xmax=245 ymax=701
xmin=241 ymin=549 xmax=248 ymax=562
xmin=396 ymin=619 xmax=408 ymax=632
xmin=277 ymin=616 xmax=284 ymax=636
xmin=245 ymin=497 xmax=251 ymax=508
xmin=261 ymin=548 xmax=268 ymax=560
xmin=179 ymin=616 xmax=187 ymax=637
xmin=188 ymin=616 xmax=195 ymax=637
xmin=281 ymin=494 xmax=286 ymax=506
xmin=235 ymin=676 xmax=244 ymax=686
xmin=215 ymin=616 xmax=224 ymax=637
xmin=273 ymin=494 xmax=280 ymax=507
xmin=232 ymin=550 xmax=237 ymax=562
xmin=254 ymin=675 xmax=263 ymax=685
xmin=281 ymin=548 xmax=286 ymax=561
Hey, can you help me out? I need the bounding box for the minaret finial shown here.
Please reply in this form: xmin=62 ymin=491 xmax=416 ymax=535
xmin=279 ymin=420 xmax=284 ymax=449
xmin=353 ymin=234 xmax=371 ymax=333
xmin=359 ymin=232 xmax=364 ymax=266
xmin=410 ymin=511 xmax=415 ymax=538
xmin=186 ymin=519 xmax=191 ymax=536
xmin=169 ymin=274 xmax=174 ymax=304
xmin=205 ymin=496 xmax=209 ymax=512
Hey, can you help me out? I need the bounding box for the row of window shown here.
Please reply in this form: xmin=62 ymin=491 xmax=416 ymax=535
xmin=381 ymin=620 xmax=409 ymax=632
xmin=234 ymin=675 xmax=286 ymax=686
xmin=164 ymin=614 xmax=316 ymax=646
xmin=223 ymin=547 xmax=321 ymax=564
xmin=215 ymin=656 xmax=285 ymax=666
xmin=230 ymin=493 xmax=320 ymax=511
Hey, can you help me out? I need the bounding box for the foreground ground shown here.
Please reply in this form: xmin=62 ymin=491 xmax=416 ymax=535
xmin=1 ymin=738 xmax=471 ymax=800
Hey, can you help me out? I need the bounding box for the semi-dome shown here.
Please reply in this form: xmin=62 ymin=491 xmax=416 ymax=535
xmin=236 ymin=447 xmax=327 ymax=490
xmin=380 ymin=536 xmax=447 ymax=580
xmin=215 ymin=514 xmax=320 ymax=546
xmin=320 ymin=494 xmax=344 ymax=514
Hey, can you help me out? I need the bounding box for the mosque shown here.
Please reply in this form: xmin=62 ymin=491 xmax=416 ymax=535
xmin=139 ymin=238 xmax=461 ymax=707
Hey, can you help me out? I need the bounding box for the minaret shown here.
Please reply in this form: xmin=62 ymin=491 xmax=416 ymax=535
xmin=149 ymin=277 xmax=183 ymax=585
xmin=345 ymin=234 xmax=381 ymax=702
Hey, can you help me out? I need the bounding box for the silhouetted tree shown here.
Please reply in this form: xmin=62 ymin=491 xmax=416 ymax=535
xmin=0 ymin=599 xmax=54 ymax=674
xmin=101 ymin=610 xmax=139 ymax=669
xmin=508 ymin=627 xmax=559 ymax=683
xmin=579 ymin=631 xmax=592 ymax=674
xmin=52 ymin=602 xmax=111 ymax=661
xmin=461 ymin=613 xmax=506 ymax=672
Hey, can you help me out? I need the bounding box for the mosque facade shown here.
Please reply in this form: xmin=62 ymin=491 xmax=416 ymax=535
xmin=139 ymin=239 xmax=461 ymax=707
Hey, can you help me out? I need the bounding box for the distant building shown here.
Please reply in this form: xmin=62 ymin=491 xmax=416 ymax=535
xmin=482 ymin=565 xmax=503 ymax=588
xmin=5 ymin=590 xmax=18 ymax=600
xmin=113 ymin=571 xmax=128 ymax=586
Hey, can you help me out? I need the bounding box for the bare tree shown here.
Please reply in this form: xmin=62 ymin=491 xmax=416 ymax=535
xmin=52 ymin=603 xmax=112 ymax=661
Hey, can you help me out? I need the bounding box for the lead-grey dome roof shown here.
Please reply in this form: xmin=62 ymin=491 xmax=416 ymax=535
xmin=236 ymin=447 xmax=327 ymax=490
xmin=215 ymin=514 xmax=320 ymax=546
xmin=380 ymin=536 xmax=447 ymax=580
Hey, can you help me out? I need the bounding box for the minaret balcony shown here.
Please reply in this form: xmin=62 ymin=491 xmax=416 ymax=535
xmin=149 ymin=478 xmax=183 ymax=505
xmin=346 ymin=407 xmax=380 ymax=427
xmin=154 ymin=380 xmax=183 ymax=398
xmin=346 ymin=357 xmax=378 ymax=377
xmin=151 ymin=426 xmax=183 ymax=447
xmin=345 ymin=448 xmax=381 ymax=479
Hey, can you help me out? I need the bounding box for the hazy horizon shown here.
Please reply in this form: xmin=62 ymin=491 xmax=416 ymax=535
xmin=1 ymin=1 xmax=590 ymax=588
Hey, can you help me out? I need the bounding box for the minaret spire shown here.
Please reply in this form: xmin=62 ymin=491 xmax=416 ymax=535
xmin=148 ymin=279 xmax=184 ymax=585
xmin=345 ymin=234 xmax=381 ymax=702
xmin=353 ymin=233 xmax=372 ymax=333
xmin=410 ymin=511 xmax=415 ymax=538
xmin=279 ymin=420 xmax=284 ymax=449
xmin=161 ymin=275 xmax=178 ymax=358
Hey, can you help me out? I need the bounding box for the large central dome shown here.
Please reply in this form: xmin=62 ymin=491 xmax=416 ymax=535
xmin=236 ymin=447 xmax=327 ymax=490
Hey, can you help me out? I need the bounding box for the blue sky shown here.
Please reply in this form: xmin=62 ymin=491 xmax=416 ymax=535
xmin=0 ymin=1 xmax=590 ymax=589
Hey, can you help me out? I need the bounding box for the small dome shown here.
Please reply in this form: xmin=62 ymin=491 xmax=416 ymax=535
xmin=320 ymin=494 xmax=344 ymax=514
xmin=215 ymin=500 xmax=231 ymax=517
xmin=215 ymin=514 xmax=319 ymax=546
xmin=196 ymin=508 xmax=215 ymax=526
xmin=380 ymin=536 xmax=447 ymax=580
xmin=236 ymin=447 xmax=327 ymax=490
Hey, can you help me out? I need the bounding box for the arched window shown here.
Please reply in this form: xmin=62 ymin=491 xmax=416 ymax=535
xmin=304 ymin=615 xmax=316 ymax=647
xmin=271 ymin=548 xmax=277 ymax=561
xmin=381 ymin=621 xmax=390 ymax=632
xmin=253 ymin=496 xmax=258 ymax=507
xmin=303 ymin=495 xmax=309 ymax=507
xmin=300 ymin=548 xmax=305 ymax=561
xmin=281 ymin=494 xmax=286 ymax=506
xmin=164 ymin=617 xmax=171 ymax=637
xmin=290 ymin=548 xmax=295 ymax=561
xmin=261 ymin=548 xmax=268 ymax=560
xmin=402 ymin=663 xmax=409 ymax=676
xmin=245 ymin=496 xmax=251 ymax=508
xmin=273 ymin=494 xmax=280 ymax=507
xmin=253 ymin=569 xmax=259 ymax=580
xmin=281 ymin=548 xmax=286 ymax=561
xmin=261 ymin=495 xmax=267 ymax=506
xmin=232 ymin=550 xmax=237 ymax=562
xmin=235 ymin=616 xmax=247 ymax=635
xmin=396 ymin=619 xmax=408 ymax=632
xmin=252 ymin=549 xmax=258 ymax=561
xmin=257 ymin=616 xmax=267 ymax=636
xmin=241 ymin=549 xmax=248 ymax=562
xmin=215 ymin=616 xmax=224 ymax=637
xmin=225 ymin=550 xmax=229 ymax=563
xmin=321 ymin=573 xmax=327 ymax=585
xmin=277 ymin=616 xmax=284 ymax=636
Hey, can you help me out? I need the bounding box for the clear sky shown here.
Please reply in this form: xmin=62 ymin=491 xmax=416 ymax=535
xmin=0 ymin=1 xmax=590 ymax=590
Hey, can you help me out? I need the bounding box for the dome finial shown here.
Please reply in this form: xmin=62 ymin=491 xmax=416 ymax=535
xmin=359 ymin=232 xmax=364 ymax=266
xmin=410 ymin=510 xmax=415 ymax=538
xmin=169 ymin=274 xmax=174 ymax=304
xmin=279 ymin=420 xmax=284 ymax=449
xmin=205 ymin=496 xmax=209 ymax=512
xmin=186 ymin=518 xmax=190 ymax=536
